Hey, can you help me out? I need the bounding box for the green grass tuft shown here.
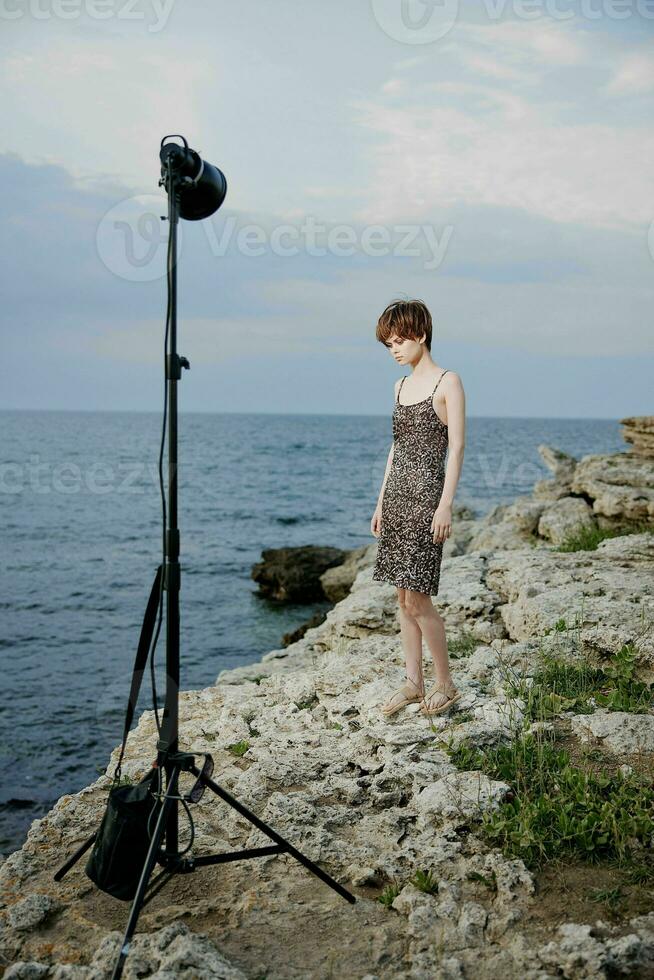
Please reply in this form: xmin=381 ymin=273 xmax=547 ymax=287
xmin=447 ymin=733 xmax=654 ymax=871
xmin=410 ymin=868 xmax=439 ymax=894
xmin=377 ymin=882 xmax=402 ymax=908
xmin=624 ymin=861 xmax=654 ymax=886
xmin=556 ymin=519 xmax=654 ymax=553
xmin=226 ymin=739 xmax=250 ymax=756
xmin=507 ymin=643 xmax=653 ymax=719
xmin=448 ymin=629 xmax=478 ymax=659
xmin=466 ymin=869 xmax=498 ymax=893
xmin=590 ymin=885 xmax=625 ymax=913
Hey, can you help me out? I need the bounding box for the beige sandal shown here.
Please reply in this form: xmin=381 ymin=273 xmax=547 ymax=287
xmin=418 ymin=680 xmax=461 ymax=716
xmin=381 ymin=677 xmax=425 ymax=717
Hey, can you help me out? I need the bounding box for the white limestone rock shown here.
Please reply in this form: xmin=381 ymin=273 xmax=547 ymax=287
xmin=484 ymin=535 xmax=654 ymax=666
xmin=570 ymin=710 xmax=654 ymax=753
xmin=3 ymin=922 xmax=248 ymax=980
xmin=535 ymin=918 xmax=654 ymax=979
xmin=537 ymin=496 xmax=597 ymax=545
xmin=413 ymin=770 xmax=510 ymax=825
xmin=571 ymin=452 xmax=654 ymax=521
xmin=473 ymin=696 xmax=525 ymax=732
xmin=537 ymin=922 xmax=610 ymax=978
xmin=539 ymin=445 xmax=578 ymax=480
xmin=6 ymin=894 xmax=63 ymax=933
xmin=620 ymin=415 xmax=654 ymax=458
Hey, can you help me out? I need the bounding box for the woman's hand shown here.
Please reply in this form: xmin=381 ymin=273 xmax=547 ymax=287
xmin=371 ymin=504 xmax=382 ymax=538
xmin=431 ymin=502 xmax=452 ymax=544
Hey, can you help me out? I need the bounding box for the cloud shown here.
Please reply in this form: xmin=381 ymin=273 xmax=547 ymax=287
xmin=605 ymin=52 xmax=654 ymax=95
xmin=457 ymin=19 xmax=588 ymax=68
xmin=2 ymin=151 xmax=651 ymax=367
xmin=381 ymin=78 xmax=406 ymax=95
xmin=393 ymin=55 xmax=429 ymax=71
xmin=0 ymin=38 xmax=212 ymax=188
xmin=353 ymin=92 xmax=654 ymax=229
xmin=459 ymin=53 xmax=533 ymax=83
xmin=260 ymin=222 xmax=653 ymax=358
xmin=352 ymin=16 xmax=654 ymax=233
xmin=1 ymin=4 xmax=652 ymax=414
xmin=82 ymin=315 xmax=329 ymax=364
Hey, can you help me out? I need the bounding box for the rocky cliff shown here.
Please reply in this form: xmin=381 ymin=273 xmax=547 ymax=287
xmin=1 ymin=433 xmax=653 ymax=980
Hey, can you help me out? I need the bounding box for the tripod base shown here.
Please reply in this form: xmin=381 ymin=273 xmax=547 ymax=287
xmin=55 ymin=750 xmax=356 ymax=980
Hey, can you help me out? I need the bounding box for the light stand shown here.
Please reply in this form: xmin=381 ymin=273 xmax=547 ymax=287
xmin=54 ymin=135 xmax=356 ymax=980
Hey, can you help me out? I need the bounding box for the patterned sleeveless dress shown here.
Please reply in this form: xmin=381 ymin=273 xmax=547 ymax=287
xmin=372 ymin=370 xmax=450 ymax=596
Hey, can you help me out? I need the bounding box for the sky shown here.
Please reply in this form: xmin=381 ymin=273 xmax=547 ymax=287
xmin=1 ymin=0 xmax=653 ymax=418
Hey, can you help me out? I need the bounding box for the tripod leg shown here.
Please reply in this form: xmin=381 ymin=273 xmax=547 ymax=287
xmin=53 ymin=830 xmax=97 ymax=882
xmin=110 ymin=765 xmax=180 ymax=980
xmin=189 ymin=764 xmax=356 ymax=905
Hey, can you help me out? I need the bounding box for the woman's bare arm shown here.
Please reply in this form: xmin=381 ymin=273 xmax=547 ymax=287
xmin=438 ymin=372 xmax=465 ymax=507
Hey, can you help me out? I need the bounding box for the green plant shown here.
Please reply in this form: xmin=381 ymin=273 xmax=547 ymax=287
xmin=100 ymin=772 xmax=135 ymax=786
xmin=542 ymin=618 xmax=570 ymax=635
xmin=557 ymin=525 xmax=613 ymax=553
xmin=410 ymin=869 xmax=438 ymax=894
xmin=590 ymin=885 xmax=624 ymax=913
xmin=556 ymin=520 xmax=654 ymax=553
xmin=448 ymin=630 xmax=478 ymax=659
xmin=447 ymin=733 xmax=654 ymax=871
xmin=624 ymin=861 xmax=654 ymax=886
xmin=509 ymin=656 xmax=604 ymax=720
xmin=378 ymin=882 xmax=402 ymax=908
xmin=507 ymin=645 xmax=653 ymax=721
xmin=227 ymin=740 xmax=250 ymax=757
xmin=594 ymin=643 xmax=653 ymax=713
xmin=466 ymin=869 xmax=498 ymax=893
xmin=294 ymin=694 xmax=319 ymax=711
xmin=578 ymin=745 xmax=606 ymax=764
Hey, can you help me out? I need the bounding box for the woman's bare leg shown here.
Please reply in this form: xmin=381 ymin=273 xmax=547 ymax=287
xmin=398 ymin=587 xmax=425 ymax=691
xmin=404 ymin=589 xmax=453 ymax=710
xmin=382 ymin=587 xmax=425 ymax=711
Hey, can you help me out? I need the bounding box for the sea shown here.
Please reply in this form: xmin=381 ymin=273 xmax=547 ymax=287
xmin=0 ymin=410 xmax=625 ymax=857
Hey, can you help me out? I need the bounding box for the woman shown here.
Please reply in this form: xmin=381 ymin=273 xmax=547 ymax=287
xmin=371 ymin=298 xmax=466 ymax=718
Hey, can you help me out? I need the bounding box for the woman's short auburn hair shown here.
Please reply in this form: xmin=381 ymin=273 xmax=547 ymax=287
xmin=375 ymin=298 xmax=432 ymax=352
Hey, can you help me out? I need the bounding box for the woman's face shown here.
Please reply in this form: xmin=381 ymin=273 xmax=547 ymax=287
xmin=386 ymin=333 xmax=424 ymax=364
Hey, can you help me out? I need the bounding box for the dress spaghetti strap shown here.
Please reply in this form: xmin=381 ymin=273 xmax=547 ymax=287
xmin=396 ymin=376 xmax=407 ymax=404
xmin=431 ymin=370 xmax=449 ymax=396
